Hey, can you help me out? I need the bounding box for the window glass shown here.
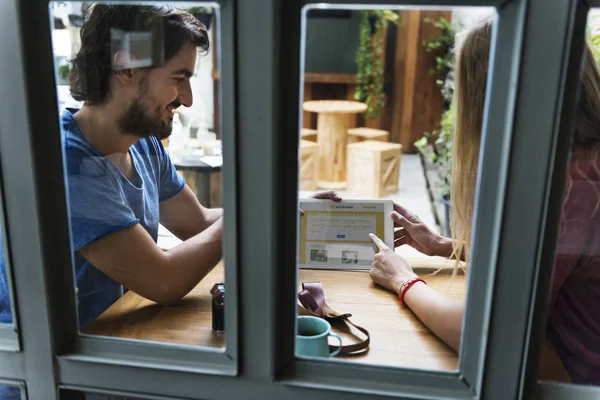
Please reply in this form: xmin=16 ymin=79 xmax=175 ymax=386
xmin=536 ymin=8 xmax=600 ymax=389
xmin=49 ymin=2 xmax=226 ymax=349
xmin=296 ymin=4 xmax=495 ymax=371
xmin=0 ymin=382 xmax=22 ymax=400
xmin=0 ymin=218 xmax=14 ymax=327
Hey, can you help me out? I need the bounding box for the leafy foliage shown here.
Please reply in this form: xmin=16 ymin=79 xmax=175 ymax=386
xmin=415 ymin=105 xmax=453 ymax=195
xmin=57 ymin=64 xmax=70 ymax=79
xmin=354 ymin=10 xmax=400 ymax=119
xmin=187 ymin=6 xmax=211 ymax=14
xmin=422 ymin=17 xmax=456 ymax=104
xmin=588 ymin=25 xmax=600 ymax=65
xmin=415 ymin=16 xmax=457 ymax=197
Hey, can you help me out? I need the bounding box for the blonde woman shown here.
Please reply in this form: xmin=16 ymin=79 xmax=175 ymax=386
xmin=369 ymin=19 xmax=600 ymax=384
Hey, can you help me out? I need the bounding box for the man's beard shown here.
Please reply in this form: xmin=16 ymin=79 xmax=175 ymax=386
xmin=117 ymin=81 xmax=178 ymax=140
xmin=118 ymin=98 xmax=172 ymax=140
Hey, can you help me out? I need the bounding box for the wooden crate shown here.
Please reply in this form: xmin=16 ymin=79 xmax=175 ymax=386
xmin=300 ymin=128 xmax=318 ymax=142
xmin=299 ymin=140 xmax=319 ymax=191
xmin=347 ymin=127 xmax=389 ymax=144
xmin=347 ymin=140 xmax=402 ymax=198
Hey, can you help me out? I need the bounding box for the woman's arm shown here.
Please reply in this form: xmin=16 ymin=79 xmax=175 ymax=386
xmin=403 ymin=282 xmax=464 ymax=351
xmin=369 ymin=232 xmax=465 ymax=352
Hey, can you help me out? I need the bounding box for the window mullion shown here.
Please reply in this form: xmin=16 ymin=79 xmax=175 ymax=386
xmin=479 ymin=0 xmax=582 ymax=398
xmin=0 ymin=0 xmax=79 ymax=397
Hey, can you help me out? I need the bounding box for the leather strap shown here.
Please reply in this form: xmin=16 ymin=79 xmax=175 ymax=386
xmin=298 ymin=282 xmax=370 ymax=355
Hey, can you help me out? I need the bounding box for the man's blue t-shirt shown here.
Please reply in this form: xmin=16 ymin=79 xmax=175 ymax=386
xmin=63 ymin=108 xmax=185 ymax=328
xmin=0 ymin=107 xmax=185 ymax=330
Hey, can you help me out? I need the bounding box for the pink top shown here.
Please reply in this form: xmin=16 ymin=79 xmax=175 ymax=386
xmin=547 ymin=145 xmax=600 ymax=384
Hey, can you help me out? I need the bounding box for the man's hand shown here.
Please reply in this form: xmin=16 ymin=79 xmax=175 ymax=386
xmin=392 ymin=203 xmax=452 ymax=257
xmin=299 ymin=191 xmax=342 ymax=216
xmin=368 ymin=232 xmax=417 ymax=295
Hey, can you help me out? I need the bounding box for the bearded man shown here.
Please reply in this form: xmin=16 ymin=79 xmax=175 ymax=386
xmin=55 ymin=4 xmax=223 ymax=328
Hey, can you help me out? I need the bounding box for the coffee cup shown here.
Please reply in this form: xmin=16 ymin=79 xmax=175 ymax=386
xmin=296 ymin=316 xmax=342 ymax=358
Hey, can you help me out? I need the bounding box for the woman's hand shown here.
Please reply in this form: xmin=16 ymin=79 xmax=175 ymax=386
xmin=299 ymin=191 xmax=342 ymax=216
xmin=370 ymin=231 xmax=465 ymax=352
xmin=392 ymin=204 xmax=452 ymax=258
xmin=368 ymin=233 xmax=417 ymax=294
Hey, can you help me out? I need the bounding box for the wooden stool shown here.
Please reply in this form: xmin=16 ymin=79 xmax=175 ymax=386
xmin=300 ymin=128 xmax=318 ymax=142
xmin=347 ymin=140 xmax=402 ymax=198
xmin=347 ymin=127 xmax=389 ymax=144
xmin=299 ymin=140 xmax=319 ymax=191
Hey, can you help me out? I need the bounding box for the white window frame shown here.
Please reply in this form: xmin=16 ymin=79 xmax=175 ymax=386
xmin=0 ymin=0 xmax=593 ymax=399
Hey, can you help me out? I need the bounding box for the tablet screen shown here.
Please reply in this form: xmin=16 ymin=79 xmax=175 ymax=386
xmin=298 ymin=198 xmax=394 ymax=270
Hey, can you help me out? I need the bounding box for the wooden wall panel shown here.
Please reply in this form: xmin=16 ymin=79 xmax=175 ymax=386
xmin=391 ymin=10 xmax=451 ymax=153
xmin=390 ymin=11 xmax=408 ymax=145
xmin=398 ymin=11 xmax=421 ymax=153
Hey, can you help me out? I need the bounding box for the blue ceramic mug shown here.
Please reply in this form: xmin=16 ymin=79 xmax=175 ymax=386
xmin=296 ymin=316 xmax=343 ymax=358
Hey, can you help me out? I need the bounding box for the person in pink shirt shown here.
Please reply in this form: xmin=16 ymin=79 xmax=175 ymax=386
xmin=368 ymin=19 xmax=600 ymax=384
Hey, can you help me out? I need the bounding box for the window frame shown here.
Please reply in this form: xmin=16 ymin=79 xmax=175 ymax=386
xmin=61 ymin=0 xmax=241 ymax=377
xmin=0 ymin=0 xmax=590 ymax=398
xmin=279 ymin=1 xmax=591 ymax=397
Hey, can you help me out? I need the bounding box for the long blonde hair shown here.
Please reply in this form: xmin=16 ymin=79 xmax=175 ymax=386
xmin=451 ymin=19 xmax=600 ymax=265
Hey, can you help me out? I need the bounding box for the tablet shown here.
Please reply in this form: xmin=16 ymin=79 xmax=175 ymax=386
xmin=298 ymin=198 xmax=395 ymax=270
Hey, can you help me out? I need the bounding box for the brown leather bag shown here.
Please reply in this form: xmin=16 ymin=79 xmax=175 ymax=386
xmin=297 ymin=282 xmax=370 ymax=355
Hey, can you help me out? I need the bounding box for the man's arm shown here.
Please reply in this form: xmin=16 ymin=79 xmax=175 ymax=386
xmin=159 ymin=185 xmax=223 ymax=240
xmin=79 ymin=217 xmax=223 ymax=305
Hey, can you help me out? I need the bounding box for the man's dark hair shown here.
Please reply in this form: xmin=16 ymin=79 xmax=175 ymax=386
xmin=69 ymin=5 xmax=209 ymax=105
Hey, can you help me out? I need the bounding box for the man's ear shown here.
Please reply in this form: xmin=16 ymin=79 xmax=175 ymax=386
xmin=113 ymin=51 xmax=135 ymax=85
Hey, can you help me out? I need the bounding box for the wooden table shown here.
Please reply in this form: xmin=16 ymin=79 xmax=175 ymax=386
xmin=85 ymin=258 xmax=571 ymax=380
xmin=302 ymin=100 xmax=368 ymax=190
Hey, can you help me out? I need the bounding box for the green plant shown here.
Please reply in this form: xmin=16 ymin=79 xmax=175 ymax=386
xmin=422 ymin=17 xmax=456 ymax=104
xmin=415 ymin=16 xmax=457 ymax=197
xmin=57 ymin=64 xmax=70 ymax=85
xmin=588 ymin=26 xmax=600 ymax=65
xmin=58 ymin=64 xmax=70 ymax=78
xmin=415 ymin=105 xmax=453 ymax=196
xmin=187 ymin=6 xmax=210 ymax=14
xmin=354 ymin=10 xmax=400 ymax=119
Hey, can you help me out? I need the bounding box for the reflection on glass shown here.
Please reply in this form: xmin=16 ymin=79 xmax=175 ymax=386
xmin=297 ymin=6 xmax=494 ymax=370
xmin=537 ymin=10 xmax=600 ymax=387
xmin=0 ymin=222 xmax=13 ymax=325
xmin=0 ymin=383 xmax=21 ymax=400
xmin=50 ymin=2 xmax=225 ymax=347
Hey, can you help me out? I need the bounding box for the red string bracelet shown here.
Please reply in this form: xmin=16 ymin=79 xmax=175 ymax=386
xmin=398 ymin=277 xmax=426 ymax=304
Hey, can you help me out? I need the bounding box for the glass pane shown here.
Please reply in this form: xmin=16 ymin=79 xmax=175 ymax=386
xmin=0 ymin=194 xmax=15 ymax=328
xmin=536 ymin=7 xmax=600 ymax=389
xmin=0 ymin=219 xmax=14 ymax=326
xmin=50 ymin=2 xmax=226 ymax=348
xmin=0 ymin=382 xmax=23 ymax=400
xmin=297 ymin=5 xmax=494 ymax=371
